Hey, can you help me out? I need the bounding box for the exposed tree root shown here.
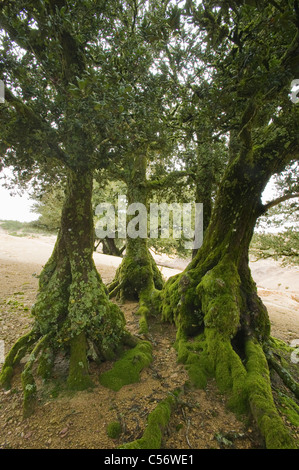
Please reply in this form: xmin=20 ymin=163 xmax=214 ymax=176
xmin=108 ymin=247 xmax=163 ymax=302
xmin=0 ymin=170 xmax=133 ymax=416
xmin=99 ymin=340 xmax=152 ymax=391
xmin=264 ymin=346 xmax=299 ymax=400
xmin=119 ymin=390 xmax=181 ymax=449
xmin=0 ymin=303 xmax=133 ymax=417
xmin=245 ymin=340 xmax=296 ymax=449
xmin=108 ymin=241 xmax=164 ymax=334
xmin=22 ymin=334 xmax=52 ymax=418
xmin=108 ymin=279 xmax=123 ymax=299
xmin=0 ymin=330 xmax=38 ymax=391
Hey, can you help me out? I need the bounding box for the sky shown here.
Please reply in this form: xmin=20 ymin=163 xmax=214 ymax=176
xmin=0 ymin=168 xmax=38 ymax=222
xmin=0 ymin=183 xmax=38 ymax=222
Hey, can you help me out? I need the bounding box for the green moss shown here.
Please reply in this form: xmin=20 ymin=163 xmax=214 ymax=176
xmin=197 ymin=258 xmax=241 ymax=338
xmin=111 ymin=253 xmax=154 ymax=301
xmin=107 ymin=421 xmax=122 ymax=439
xmin=32 ymin=248 xmax=71 ymax=336
xmin=139 ymin=316 xmax=149 ymax=335
xmin=120 ymin=394 xmax=176 ymax=449
xmin=151 ymin=256 xmax=164 ymax=291
xmin=99 ymin=341 xmax=153 ymax=391
xmin=176 ymin=257 xmax=249 ymax=413
xmin=277 ymin=393 xmax=299 ymax=427
xmin=0 ymin=331 xmax=36 ymax=389
xmin=110 ymin=232 xmax=164 ymax=303
xmin=22 ymin=367 xmax=37 ymax=418
xmin=160 ymin=273 xmax=186 ymax=325
xmin=205 ymin=329 xmax=247 ymax=400
xmin=20 ymin=334 xmax=52 ymax=417
xmin=159 ymin=236 xmax=295 ymax=447
xmin=245 ymin=340 xmax=297 ymax=449
xmin=0 ymin=366 xmax=14 ymax=390
xmin=268 ymin=336 xmax=293 ymax=353
xmin=37 ymin=348 xmax=54 ymax=380
xmin=175 ymin=332 xmax=213 ymax=389
xmin=186 ymin=361 xmax=209 ymax=389
xmin=136 ymin=305 xmax=149 ymax=334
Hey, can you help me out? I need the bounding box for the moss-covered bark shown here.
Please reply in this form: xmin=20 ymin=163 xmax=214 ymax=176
xmin=0 ymin=169 xmax=128 ymax=415
xmin=120 ymin=393 xmax=178 ymax=449
xmin=108 ymin=154 xmax=163 ymax=326
xmin=160 ymin=150 xmax=299 ymax=449
xmin=99 ymin=340 xmax=153 ymax=391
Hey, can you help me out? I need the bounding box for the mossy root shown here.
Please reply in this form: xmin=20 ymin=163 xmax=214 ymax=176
xmin=0 ymin=331 xmax=37 ymax=390
xmin=119 ymin=393 xmax=178 ymax=449
xmin=245 ymin=340 xmax=297 ymax=449
xmin=67 ymin=332 xmax=94 ymax=391
xmin=99 ymin=341 xmax=153 ymax=392
xmin=264 ymin=347 xmax=299 ymax=400
xmin=21 ymin=334 xmax=50 ymax=418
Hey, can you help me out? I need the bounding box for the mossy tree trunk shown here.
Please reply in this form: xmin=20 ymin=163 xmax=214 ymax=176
xmin=161 ymin=143 xmax=299 ymax=448
xmin=0 ymin=169 xmax=127 ymax=415
xmin=191 ymin=133 xmax=216 ymax=259
xmin=191 ymin=170 xmax=213 ymax=259
xmin=108 ymin=153 xmax=163 ymax=302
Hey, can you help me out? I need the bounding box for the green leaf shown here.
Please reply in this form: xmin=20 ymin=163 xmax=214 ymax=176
xmin=78 ymin=79 xmax=88 ymax=91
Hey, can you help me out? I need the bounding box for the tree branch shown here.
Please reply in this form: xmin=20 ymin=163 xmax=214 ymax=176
xmin=0 ymin=13 xmax=45 ymax=58
xmin=268 ymin=0 xmax=285 ymax=13
xmin=4 ymin=86 xmax=69 ymax=166
xmin=261 ymin=193 xmax=299 ymax=214
xmin=0 ymin=3 xmax=84 ymax=84
xmin=146 ymin=170 xmax=190 ymax=191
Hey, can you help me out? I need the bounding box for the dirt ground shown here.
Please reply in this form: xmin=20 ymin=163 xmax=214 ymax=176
xmin=0 ymin=230 xmax=298 ymax=449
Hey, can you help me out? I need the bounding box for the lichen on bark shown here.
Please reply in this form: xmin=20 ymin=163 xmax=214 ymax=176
xmin=108 ymin=153 xmax=164 ymax=332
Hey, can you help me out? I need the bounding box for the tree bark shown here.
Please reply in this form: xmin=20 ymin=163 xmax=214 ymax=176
xmin=109 ymin=154 xmax=163 ymax=302
xmin=100 ymin=238 xmax=123 ymax=257
xmin=160 ymin=150 xmax=297 ymax=449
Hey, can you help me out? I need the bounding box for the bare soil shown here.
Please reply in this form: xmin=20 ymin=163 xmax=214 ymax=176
xmin=0 ymin=231 xmax=298 ymax=449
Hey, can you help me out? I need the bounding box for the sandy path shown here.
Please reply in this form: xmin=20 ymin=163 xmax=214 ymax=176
xmin=0 ymin=230 xmax=298 ymax=342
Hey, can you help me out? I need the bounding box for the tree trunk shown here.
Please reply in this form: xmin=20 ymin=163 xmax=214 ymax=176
xmin=108 ymin=154 xmax=163 ymax=302
xmin=192 ymin=174 xmax=213 ymax=259
xmin=0 ymin=169 xmax=127 ymax=415
xmin=101 ymin=237 xmax=123 ymax=257
xmin=192 ymin=137 xmax=214 ymax=259
xmin=160 ymin=153 xmax=297 ymax=449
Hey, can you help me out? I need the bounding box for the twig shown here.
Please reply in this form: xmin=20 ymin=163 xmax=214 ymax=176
xmin=186 ymin=418 xmax=192 ymax=448
xmin=181 ymin=407 xmax=192 ymax=448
